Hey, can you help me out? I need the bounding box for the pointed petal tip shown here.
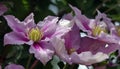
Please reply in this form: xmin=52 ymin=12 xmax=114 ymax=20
xmin=0 ymin=3 xmax=8 ymax=16
xmin=29 ymin=12 xmax=34 ymax=17
xmin=96 ymin=10 xmax=107 ymax=17
xmin=68 ymin=4 xmax=73 ymax=8
xmin=69 ymin=4 xmax=82 ymax=14
xmin=4 ymin=15 xmax=14 ymax=19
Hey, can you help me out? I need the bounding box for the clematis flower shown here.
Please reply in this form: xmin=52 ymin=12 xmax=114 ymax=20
xmin=0 ymin=3 xmax=7 ymax=16
xmin=51 ymin=12 xmax=120 ymax=65
xmin=52 ymin=24 xmax=120 ymax=65
xmin=70 ymin=5 xmax=119 ymax=44
xmin=5 ymin=64 xmax=24 ymax=69
xmin=4 ymin=13 xmax=70 ymax=65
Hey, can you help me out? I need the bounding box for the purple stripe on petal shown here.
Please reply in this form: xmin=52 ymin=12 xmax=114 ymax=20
xmin=64 ymin=24 xmax=81 ymax=50
xmin=70 ymin=5 xmax=90 ymax=30
xmin=77 ymin=37 xmax=119 ymax=55
xmin=29 ymin=38 xmax=54 ymax=65
xmin=29 ymin=42 xmax=54 ymax=65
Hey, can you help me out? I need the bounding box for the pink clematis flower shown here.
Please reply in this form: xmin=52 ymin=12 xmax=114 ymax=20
xmin=0 ymin=3 xmax=7 ymax=16
xmin=52 ymin=23 xmax=120 ymax=65
xmin=5 ymin=64 xmax=24 ymax=69
xmin=4 ymin=13 xmax=70 ymax=65
xmin=51 ymin=12 xmax=120 ymax=65
xmin=70 ymin=5 xmax=119 ymax=44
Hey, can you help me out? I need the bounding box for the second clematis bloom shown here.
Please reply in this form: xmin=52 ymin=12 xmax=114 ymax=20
xmin=51 ymin=12 xmax=120 ymax=65
xmin=70 ymin=5 xmax=120 ymax=44
xmin=4 ymin=13 xmax=70 ymax=65
xmin=52 ymin=21 xmax=120 ymax=65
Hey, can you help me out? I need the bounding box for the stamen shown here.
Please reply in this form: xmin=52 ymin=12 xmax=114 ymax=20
xmin=68 ymin=48 xmax=76 ymax=54
xmin=92 ymin=26 xmax=107 ymax=36
xmin=116 ymin=26 xmax=120 ymax=36
xmin=28 ymin=27 xmax=43 ymax=42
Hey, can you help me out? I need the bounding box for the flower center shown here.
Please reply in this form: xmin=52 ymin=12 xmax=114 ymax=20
xmin=92 ymin=26 xmax=107 ymax=36
xmin=116 ymin=26 xmax=120 ymax=36
xmin=68 ymin=48 xmax=76 ymax=54
xmin=28 ymin=27 xmax=43 ymax=42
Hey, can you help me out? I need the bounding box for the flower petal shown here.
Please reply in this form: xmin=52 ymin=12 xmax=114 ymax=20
xmin=23 ymin=13 xmax=36 ymax=28
xmin=29 ymin=39 xmax=54 ymax=65
xmin=63 ymin=13 xmax=73 ymax=20
xmin=52 ymin=20 xmax=72 ymax=38
xmin=4 ymin=32 xmax=29 ymax=45
xmin=99 ymin=43 xmax=120 ymax=55
xmin=77 ymin=37 xmax=118 ymax=54
xmin=63 ymin=24 xmax=81 ymax=50
xmin=0 ymin=3 xmax=7 ymax=16
xmin=70 ymin=52 xmax=108 ymax=65
xmin=39 ymin=16 xmax=58 ymax=38
xmin=70 ymin=5 xmax=90 ymax=31
xmin=5 ymin=64 xmax=24 ymax=69
xmin=4 ymin=15 xmax=26 ymax=32
xmin=51 ymin=37 xmax=71 ymax=64
xmin=95 ymin=11 xmax=115 ymax=29
xmin=98 ymin=32 xmax=119 ymax=44
xmin=4 ymin=13 xmax=36 ymax=32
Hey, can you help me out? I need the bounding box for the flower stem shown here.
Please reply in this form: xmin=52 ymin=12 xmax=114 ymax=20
xmin=63 ymin=63 xmax=69 ymax=69
xmin=63 ymin=63 xmax=78 ymax=69
xmin=26 ymin=55 xmax=32 ymax=69
xmin=30 ymin=59 xmax=39 ymax=69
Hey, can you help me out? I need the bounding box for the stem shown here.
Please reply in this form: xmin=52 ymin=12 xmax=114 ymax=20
xmin=63 ymin=63 xmax=69 ymax=69
xmin=63 ymin=63 xmax=78 ymax=69
xmin=93 ymin=0 xmax=109 ymax=14
xmin=104 ymin=5 xmax=117 ymax=13
xmin=30 ymin=59 xmax=39 ymax=69
xmin=26 ymin=55 xmax=32 ymax=69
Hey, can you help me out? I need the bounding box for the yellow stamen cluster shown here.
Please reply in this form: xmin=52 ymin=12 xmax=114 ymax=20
xmin=92 ymin=26 xmax=107 ymax=36
xmin=28 ymin=27 xmax=43 ymax=42
xmin=116 ymin=26 xmax=120 ymax=36
xmin=68 ymin=48 xmax=76 ymax=54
